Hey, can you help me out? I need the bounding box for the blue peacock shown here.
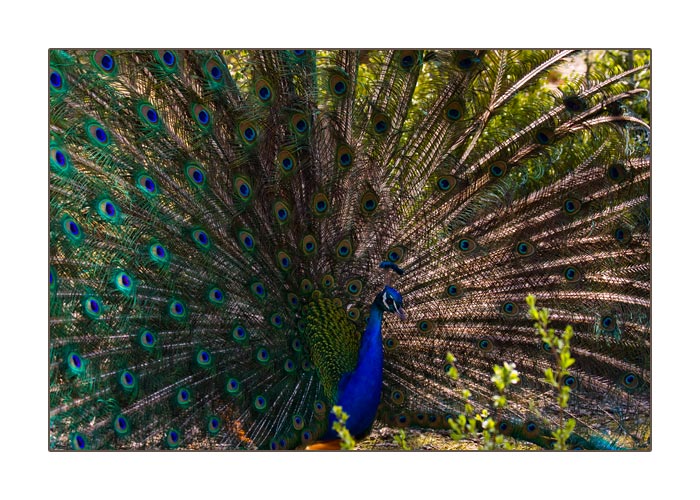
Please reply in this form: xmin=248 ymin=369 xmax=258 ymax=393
xmin=49 ymin=49 xmax=650 ymax=450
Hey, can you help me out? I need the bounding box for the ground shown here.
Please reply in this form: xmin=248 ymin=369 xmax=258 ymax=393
xmin=355 ymin=425 xmax=539 ymax=451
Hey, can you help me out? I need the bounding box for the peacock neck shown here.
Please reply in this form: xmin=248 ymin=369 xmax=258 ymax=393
xmin=329 ymin=303 xmax=385 ymax=439
xmin=354 ymin=305 xmax=385 ymax=390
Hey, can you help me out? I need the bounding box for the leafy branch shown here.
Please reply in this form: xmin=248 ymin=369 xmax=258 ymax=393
xmin=393 ymin=429 xmax=410 ymax=450
xmin=526 ymin=294 xmax=576 ymax=449
xmin=332 ymin=405 xmax=356 ymax=450
xmin=446 ymin=352 xmax=520 ymax=450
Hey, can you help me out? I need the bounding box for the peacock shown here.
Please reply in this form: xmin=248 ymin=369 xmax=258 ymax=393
xmin=49 ymin=49 xmax=650 ymax=451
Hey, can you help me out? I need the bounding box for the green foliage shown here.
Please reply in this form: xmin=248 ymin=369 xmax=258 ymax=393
xmin=526 ymin=294 xmax=576 ymax=450
xmin=587 ymin=50 xmax=650 ymax=120
xmin=438 ymin=296 xmax=580 ymax=450
xmin=393 ymin=429 xmax=410 ymax=450
xmin=445 ymin=352 xmax=519 ymax=450
xmin=588 ymin=50 xmax=650 ymax=158
xmin=332 ymin=405 xmax=356 ymax=450
xmin=491 ymin=361 xmax=521 ymax=409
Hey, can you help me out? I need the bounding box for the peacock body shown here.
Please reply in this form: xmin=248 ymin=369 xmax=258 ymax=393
xmin=49 ymin=49 xmax=650 ymax=450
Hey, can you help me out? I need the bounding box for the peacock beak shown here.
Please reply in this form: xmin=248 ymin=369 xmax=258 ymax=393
xmin=396 ymin=307 xmax=407 ymax=320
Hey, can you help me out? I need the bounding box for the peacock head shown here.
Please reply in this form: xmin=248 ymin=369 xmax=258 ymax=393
xmin=375 ymin=286 xmax=407 ymax=320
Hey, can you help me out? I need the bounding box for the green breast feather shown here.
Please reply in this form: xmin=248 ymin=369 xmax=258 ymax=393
xmin=302 ymin=298 xmax=360 ymax=402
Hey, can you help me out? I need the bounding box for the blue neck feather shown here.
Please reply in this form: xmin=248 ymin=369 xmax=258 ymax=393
xmin=325 ymin=303 xmax=385 ymax=439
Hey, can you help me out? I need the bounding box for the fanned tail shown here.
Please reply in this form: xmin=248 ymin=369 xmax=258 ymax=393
xmin=50 ymin=49 xmax=650 ymax=450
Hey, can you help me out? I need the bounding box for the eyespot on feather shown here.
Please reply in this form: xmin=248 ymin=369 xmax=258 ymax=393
xmin=613 ymin=227 xmax=632 ymax=244
xmin=85 ymin=121 xmax=110 ymax=146
xmin=489 ymin=160 xmax=508 ymax=178
xmin=372 ymin=113 xmax=391 ymax=135
xmin=136 ymin=173 xmax=158 ymax=196
xmin=454 ymin=50 xmax=481 ymax=70
xmin=417 ymin=319 xmax=435 ymax=333
xmin=237 ymin=229 xmax=255 ymax=252
xmin=278 ymin=149 xmax=298 ymax=174
xmin=273 ymin=200 xmax=292 ymax=224
xmin=398 ymin=50 xmax=420 ymax=70
xmin=312 ymin=193 xmax=330 ymax=216
xmin=185 ymin=163 xmax=206 ymax=188
xmin=137 ymin=102 xmax=160 ymax=127
xmin=207 ymin=416 xmax=221 ymax=435
xmin=205 ymin=58 xmax=225 ymax=83
xmin=446 ymin=283 xmax=462 ymax=298
xmin=167 ymin=299 xmax=187 ymax=320
xmin=360 ymin=189 xmax=380 ymax=215
xmin=435 ymin=174 xmax=457 ymax=193
xmin=255 ymin=79 xmax=274 ymax=102
xmin=515 ymin=240 xmax=535 ymax=257
xmin=337 ymin=144 xmax=353 ymax=169
xmin=444 ymin=100 xmax=464 ymax=121
xmin=563 ymin=95 xmax=587 ymax=113
xmin=234 ymin=176 xmax=253 ymax=202
xmin=155 ymin=50 xmax=178 ymax=70
xmin=477 ymin=338 xmax=493 ymax=352
xmin=50 ymin=144 xmax=70 ymax=171
xmin=93 ymin=50 xmax=116 ymax=74
xmin=501 ymin=302 xmax=519 ymax=316
xmin=386 ymin=246 xmax=405 ymax=264
xmin=535 ymin=127 xmax=555 ymax=145
xmin=49 ymin=67 xmax=66 ymax=92
xmin=191 ymin=229 xmax=211 ymax=250
xmin=208 ymin=287 xmax=224 ymax=305
xmin=277 ymin=250 xmax=292 ymax=271
xmin=290 ymin=113 xmax=310 ymax=136
xmin=563 ymin=266 xmax=582 ymax=282
xmin=563 ymin=197 xmax=582 ymax=215
xmin=607 ymin=163 xmax=629 ymax=182
xmin=191 ymin=103 xmax=212 ymax=128
xmin=329 ymin=71 xmax=350 ymax=97
xmin=321 ymin=274 xmax=335 ymax=289
xmin=301 ymin=235 xmax=318 ymax=256
xmin=300 ymin=278 xmax=314 ymax=295
xmin=346 ymin=278 xmax=363 ymax=297
xmin=335 ymin=239 xmax=352 ymax=260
